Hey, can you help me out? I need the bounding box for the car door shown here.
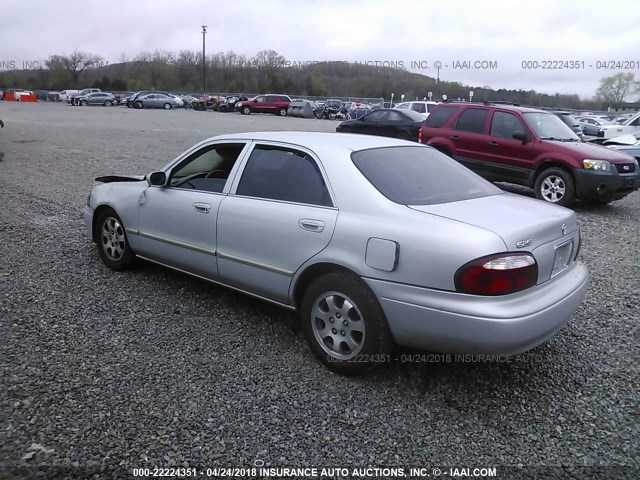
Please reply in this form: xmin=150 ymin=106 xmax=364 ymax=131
xmin=216 ymin=143 xmax=338 ymax=304
xmin=253 ymin=96 xmax=266 ymax=113
xmin=447 ymin=107 xmax=491 ymax=174
xmin=135 ymin=141 xmax=251 ymax=279
xmin=483 ymin=110 xmax=535 ymax=182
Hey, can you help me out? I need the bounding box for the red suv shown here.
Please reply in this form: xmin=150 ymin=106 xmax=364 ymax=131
xmin=419 ymin=102 xmax=640 ymax=206
xmin=236 ymin=94 xmax=291 ymax=116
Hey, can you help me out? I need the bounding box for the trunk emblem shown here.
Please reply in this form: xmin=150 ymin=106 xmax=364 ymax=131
xmin=562 ymin=224 xmax=567 ymax=235
xmin=516 ymin=239 xmax=532 ymax=248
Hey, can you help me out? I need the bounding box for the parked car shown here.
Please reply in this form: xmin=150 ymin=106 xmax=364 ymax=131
xmin=550 ymin=111 xmax=584 ymax=141
xmin=126 ymin=91 xmax=171 ymax=108
xmin=596 ymin=111 xmax=640 ymax=139
xmin=68 ymin=88 xmax=101 ymax=105
xmin=58 ymin=90 xmax=80 ymax=102
xmin=235 ymin=94 xmax=291 ymax=115
xmin=75 ymin=92 xmax=116 ymax=107
xmin=113 ymin=91 xmax=134 ymax=105
xmin=419 ymin=102 xmax=640 ymax=206
xmin=133 ymin=93 xmax=180 ymax=110
xmin=217 ymin=95 xmax=248 ymax=112
xmin=336 ymin=108 xmax=424 ymax=141
xmin=394 ymin=101 xmax=438 ymax=120
xmin=577 ymin=116 xmax=614 ymax=136
xmin=82 ymin=132 xmax=589 ymax=375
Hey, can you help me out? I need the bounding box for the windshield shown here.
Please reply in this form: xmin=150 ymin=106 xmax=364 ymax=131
xmin=351 ymin=146 xmax=502 ymax=205
xmin=524 ymin=112 xmax=579 ymax=141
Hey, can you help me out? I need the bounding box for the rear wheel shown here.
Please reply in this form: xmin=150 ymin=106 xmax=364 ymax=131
xmin=396 ymin=131 xmax=410 ymax=140
xmin=278 ymin=107 xmax=287 ymax=116
xmin=301 ymin=272 xmax=393 ymax=375
xmin=534 ymin=167 xmax=575 ymax=207
xmin=95 ymin=209 xmax=135 ymax=271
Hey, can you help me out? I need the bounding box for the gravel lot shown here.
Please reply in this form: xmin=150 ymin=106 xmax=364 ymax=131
xmin=0 ymin=102 xmax=638 ymax=479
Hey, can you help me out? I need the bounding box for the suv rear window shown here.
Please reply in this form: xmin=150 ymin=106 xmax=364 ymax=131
xmin=352 ymin=146 xmax=502 ymax=205
xmin=425 ymin=106 xmax=457 ymax=127
xmin=454 ymin=108 xmax=489 ymax=134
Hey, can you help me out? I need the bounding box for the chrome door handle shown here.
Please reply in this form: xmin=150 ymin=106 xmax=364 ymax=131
xmin=193 ymin=202 xmax=211 ymax=214
xmin=298 ymin=219 xmax=325 ymax=232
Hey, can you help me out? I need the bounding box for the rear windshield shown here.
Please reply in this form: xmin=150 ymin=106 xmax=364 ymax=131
xmin=351 ymin=146 xmax=502 ymax=205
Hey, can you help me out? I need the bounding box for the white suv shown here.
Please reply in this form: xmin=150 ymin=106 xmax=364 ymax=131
xmin=394 ymin=101 xmax=438 ymax=120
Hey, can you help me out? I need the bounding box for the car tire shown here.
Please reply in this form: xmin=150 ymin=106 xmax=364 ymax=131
xmin=241 ymin=106 xmax=251 ymax=115
xmin=80 ymin=100 xmax=88 ymax=106
xmin=278 ymin=107 xmax=287 ymax=116
xmin=163 ymin=103 xmax=172 ymax=110
xmin=534 ymin=167 xmax=575 ymax=207
xmin=396 ymin=132 xmax=410 ymax=140
xmin=95 ymin=209 xmax=135 ymax=271
xmin=105 ymin=100 xmax=113 ymax=106
xmin=300 ymin=272 xmax=393 ymax=375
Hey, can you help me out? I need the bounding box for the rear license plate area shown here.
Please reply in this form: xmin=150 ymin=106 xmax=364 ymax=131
xmin=551 ymin=239 xmax=574 ymax=277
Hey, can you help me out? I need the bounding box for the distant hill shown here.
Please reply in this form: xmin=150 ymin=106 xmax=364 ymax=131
xmin=0 ymin=51 xmax=602 ymax=110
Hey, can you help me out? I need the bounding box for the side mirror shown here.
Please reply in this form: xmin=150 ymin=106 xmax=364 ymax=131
xmin=512 ymin=131 xmax=529 ymax=142
xmin=148 ymin=171 xmax=167 ymax=186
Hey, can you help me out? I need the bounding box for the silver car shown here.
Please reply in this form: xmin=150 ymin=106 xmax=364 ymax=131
xmin=75 ymin=92 xmax=115 ymax=107
xmin=135 ymin=93 xmax=179 ymax=110
xmin=82 ymin=132 xmax=589 ymax=375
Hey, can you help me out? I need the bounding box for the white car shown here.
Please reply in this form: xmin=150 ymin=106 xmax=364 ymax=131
xmin=597 ymin=111 xmax=640 ymax=139
xmin=59 ymin=90 xmax=79 ymax=102
xmin=394 ymin=101 xmax=439 ymax=120
xmin=171 ymin=95 xmax=184 ymax=107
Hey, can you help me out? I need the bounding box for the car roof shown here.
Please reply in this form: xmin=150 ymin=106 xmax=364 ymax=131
xmin=209 ymin=131 xmax=413 ymax=152
xmin=441 ymin=102 xmax=547 ymax=114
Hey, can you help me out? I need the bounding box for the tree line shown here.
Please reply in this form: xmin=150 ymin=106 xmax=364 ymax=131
xmin=0 ymin=49 xmax=638 ymax=110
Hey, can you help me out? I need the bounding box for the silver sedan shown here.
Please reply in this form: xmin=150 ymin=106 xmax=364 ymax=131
xmin=135 ymin=93 xmax=180 ymax=110
xmin=82 ymin=132 xmax=589 ymax=375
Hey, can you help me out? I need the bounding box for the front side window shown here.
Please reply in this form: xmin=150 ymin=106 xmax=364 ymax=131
xmin=236 ymin=146 xmax=333 ymax=207
xmin=490 ymin=111 xmax=527 ymax=139
xmin=454 ymin=108 xmax=489 ymax=134
xmin=169 ymin=143 xmax=246 ymax=192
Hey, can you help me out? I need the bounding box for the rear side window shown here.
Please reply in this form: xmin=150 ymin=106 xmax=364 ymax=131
xmin=454 ymin=108 xmax=489 ymax=134
xmin=236 ymin=146 xmax=333 ymax=207
xmin=425 ymin=106 xmax=457 ymax=128
xmin=412 ymin=103 xmax=426 ymax=113
xmin=352 ymin=146 xmax=502 ymax=205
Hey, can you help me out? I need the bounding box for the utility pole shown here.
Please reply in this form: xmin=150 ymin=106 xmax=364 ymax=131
xmin=201 ymin=25 xmax=207 ymax=95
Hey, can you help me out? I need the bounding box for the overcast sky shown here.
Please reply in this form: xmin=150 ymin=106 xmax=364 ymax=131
xmin=1 ymin=0 xmax=639 ymax=99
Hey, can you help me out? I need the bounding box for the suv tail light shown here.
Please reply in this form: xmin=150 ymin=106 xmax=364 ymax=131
xmin=455 ymin=253 xmax=538 ymax=295
xmin=418 ymin=129 xmax=423 ymax=143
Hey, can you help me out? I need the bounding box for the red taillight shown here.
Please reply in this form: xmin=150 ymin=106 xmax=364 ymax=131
xmin=455 ymin=253 xmax=538 ymax=295
xmin=418 ymin=129 xmax=423 ymax=143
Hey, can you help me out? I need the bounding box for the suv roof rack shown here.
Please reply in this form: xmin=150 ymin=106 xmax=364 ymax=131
xmin=440 ymin=99 xmax=520 ymax=106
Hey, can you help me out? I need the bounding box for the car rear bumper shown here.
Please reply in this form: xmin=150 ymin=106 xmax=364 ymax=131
xmin=574 ymin=168 xmax=640 ymax=202
xmin=363 ymin=261 xmax=589 ymax=354
xmin=82 ymin=205 xmax=94 ymax=242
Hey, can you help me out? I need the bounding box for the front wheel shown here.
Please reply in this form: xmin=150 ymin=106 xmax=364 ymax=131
xmin=300 ymin=272 xmax=393 ymax=375
xmin=95 ymin=209 xmax=135 ymax=271
xmin=105 ymin=100 xmax=112 ymax=106
xmin=534 ymin=167 xmax=575 ymax=207
xmin=80 ymin=100 xmax=88 ymax=106
xmin=163 ymin=103 xmax=172 ymax=110
xmin=134 ymin=101 xmax=143 ymax=109
xmin=241 ymin=106 xmax=251 ymax=115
